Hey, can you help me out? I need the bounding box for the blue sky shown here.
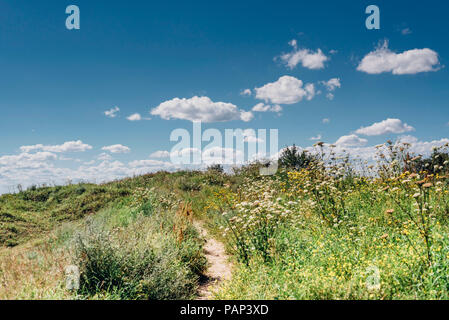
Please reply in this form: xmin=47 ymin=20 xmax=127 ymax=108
xmin=0 ymin=0 xmax=448 ymax=192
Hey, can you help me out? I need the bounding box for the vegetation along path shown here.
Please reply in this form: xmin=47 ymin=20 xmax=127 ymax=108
xmin=195 ymin=221 xmax=232 ymax=300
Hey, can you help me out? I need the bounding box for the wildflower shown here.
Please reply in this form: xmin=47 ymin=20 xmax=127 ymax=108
xmin=413 ymin=193 xmax=421 ymax=198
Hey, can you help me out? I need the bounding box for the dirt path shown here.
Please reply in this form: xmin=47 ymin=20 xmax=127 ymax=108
xmin=195 ymin=221 xmax=232 ymax=300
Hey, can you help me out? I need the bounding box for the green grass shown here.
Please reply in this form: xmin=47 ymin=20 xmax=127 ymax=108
xmin=0 ymin=172 xmax=208 ymax=300
xmin=3 ymin=153 xmax=449 ymax=300
xmin=71 ymin=202 xmax=206 ymax=300
xmin=0 ymin=183 xmax=131 ymax=247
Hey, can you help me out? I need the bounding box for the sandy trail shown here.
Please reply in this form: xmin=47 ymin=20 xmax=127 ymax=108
xmin=195 ymin=221 xmax=232 ymax=300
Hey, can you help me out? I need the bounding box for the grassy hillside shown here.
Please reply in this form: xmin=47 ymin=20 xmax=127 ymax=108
xmin=0 ymin=172 xmax=210 ymax=299
xmin=2 ymin=142 xmax=449 ymax=300
xmin=0 ymin=184 xmax=131 ymax=247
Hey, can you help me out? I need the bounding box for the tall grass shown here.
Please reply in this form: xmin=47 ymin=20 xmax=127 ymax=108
xmin=204 ymin=143 xmax=449 ymax=299
xmin=3 ymin=141 xmax=449 ymax=300
xmin=0 ymin=183 xmax=207 ymax=300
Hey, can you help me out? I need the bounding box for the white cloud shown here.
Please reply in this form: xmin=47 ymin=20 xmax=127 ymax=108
xmin=279 ymin=40 xmax=329 ymax=70
xmin=320 ymin=78 xmax=341 ymax=100
xmin=101 ymin=144 xmax=131 ymax=154
xmin=151 ymin=96 xmax=253 ymax=123
xmin=252 ymin=103 xmax=283 ymax=113
xmin=398 ymin=135 xmax=449 ymax=155
xmin=128 ymin=159 xmax=175 ymax=169
xmin=202 ymin=147 xmax=244 ymax=165
xmin=150 ymin=151 xmax=170 ymax=158
xmin=357 ymin=40 xmax=440 ymax=75
xmin=105 ymin=106 xmax=120 ymax=118
xmin=310 ymin=134 xmax=322 ymax=141
xmin=0 ymin=152 xmax=57 ymax=168
xmin=252 ymin=103 xmax=270 ymax=112
xmin=0 ymin=147 xmax=180 ymax=194
xmin=322 ymin=118 xmax=330 ymax=124
xmin=240 ymin=111 xmax=254 ymax=122
xmin=255 ymin=76 xmax=316 ymax=105
xmin=3 ymin=135 xmax=449 ymax=195
xmin=20 ymin=140 xmax=92 ymax=153
xmin=126 ymin=113 xmax=142 ymax=121
xmin=321 ymin=78 xmax=341 ymax=91
xmin=241 ymin=129 xmax=264 ymax=143
xmin=241 ymin=89 xmax=252 ymax=96
xmin=170 ymin=148 xmax=201 ymax=158
xmin=355 ymin=118 xmax=415 ymax=136
xmin=97 ymin=153 xmax=112 ymax=161
xmin=275 ymin=136 xmax=449 ymax=164
xmin=335 ymin=134 xmax=368 ymax=147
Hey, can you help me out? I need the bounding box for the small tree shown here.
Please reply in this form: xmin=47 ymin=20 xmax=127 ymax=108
xmin=279 ymin=145 xmax=316 ymax=170
xmin=207 ymin=164 xmax=224 ymax=173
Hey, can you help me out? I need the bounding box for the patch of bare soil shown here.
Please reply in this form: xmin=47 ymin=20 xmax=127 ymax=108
xmin=195 ymin=221 xmax=232 ymax=300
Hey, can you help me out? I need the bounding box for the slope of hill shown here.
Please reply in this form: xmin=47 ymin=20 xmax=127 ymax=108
xmin=2 ymin=146 xmax=449 ymax=300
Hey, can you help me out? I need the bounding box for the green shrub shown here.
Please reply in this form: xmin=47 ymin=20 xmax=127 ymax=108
xmin=176 ymin=177 xmax=202 ymax=192
xmin=73 ymin=208 xmax=205 ymax=300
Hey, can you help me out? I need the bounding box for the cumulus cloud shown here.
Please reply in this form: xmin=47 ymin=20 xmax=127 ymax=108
xmin=241 ymin=89 xmax=252 ymax=96
xmin=0 ymin=152 xmax=177 ymax=194
xmin=0 ymin=152 xmax=57 ymax=169
xmin=126 ymin=113 xmax=142 ymax=121
xmin=151 ymin=96 xmax=253 ymax=123
xmin=255 ymin=76 xmax=316 ymax=105
xmin=355 ymin=118 xmax=415 ymax=136
xmin=320 ymin=78 xmax=341 ymax=100
xmin=240 ymin=129 xmax=264 ymax=143
xmin=104 ymin=106 xmax=120 ymax=118
xmin=101 ymin=144 xmax=131 ymax=154
xmin=251 ymin=103 xmax=282 ymax=113
xmin=310 ymin=134 xmax=322 ymax=141
xmin=321 ymin=78 xmax=341 ymax=91
xmin=150 ymin=151 xmax=170 ymax=158
xmin=398 ymin=135 xmax=449 ymax=155
xmin=357 ymin=40 xmax=440 ymax=75
xmin=335 ymin=134 xmax=368 ymax=147
xmin=3 ymin=135 xmax=449 ymax=194
xmin=202 ymin=147 xmax=244 ymax=165
xmin=20 ymin=140 xmax=92 ymax=153
xmin=275 ymin=136 xmax=449 ymax=165
xmin=279 ymin=40 xmax=329 ymax=70
xmin=97 ymin=153 xmax=112 ymax=161
xmin=128 ymin=159 xmax=175 ymax=169
xmin=170 ymin=148 xmax=202 ymax=160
